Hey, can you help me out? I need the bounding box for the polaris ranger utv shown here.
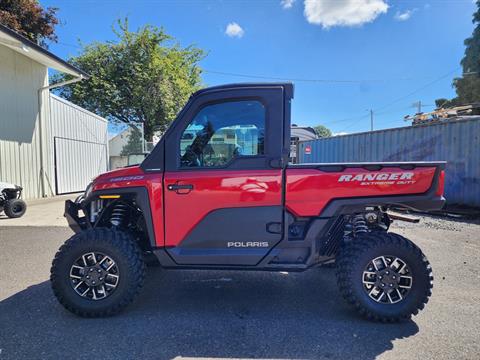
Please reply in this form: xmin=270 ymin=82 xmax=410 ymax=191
xmin=51 ymin=83 xmax=445 ymax=321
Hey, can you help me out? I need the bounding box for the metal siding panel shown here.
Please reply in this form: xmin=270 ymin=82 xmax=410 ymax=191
xmin=0 ymin=45 xmax=108 ymax=199
xmin=0 ymin=46 xmax=47 ymax=199
xmin=49 ymin=94 xmax=108 ymax=194
xmin=298 ymin=119 xmax=480 ymax=207
xmin=55 ymin=137 xmax=107 ymax=194
xmin=50 ymin=94 xmax=107 ymax=143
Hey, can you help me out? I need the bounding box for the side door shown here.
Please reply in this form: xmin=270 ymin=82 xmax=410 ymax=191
xmin=163 ymin=86 xmax=287 ymax=266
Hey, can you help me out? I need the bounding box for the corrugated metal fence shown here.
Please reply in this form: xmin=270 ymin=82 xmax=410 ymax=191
xmin=298 ymin=117 xmax=480 ymax=207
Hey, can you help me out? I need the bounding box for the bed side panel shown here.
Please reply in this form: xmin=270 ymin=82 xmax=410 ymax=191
xmin=285 ymin=166 xmax=437 ymax=217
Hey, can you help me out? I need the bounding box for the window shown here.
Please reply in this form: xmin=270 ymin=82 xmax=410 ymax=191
xmin=180 ymin=101 xmax=265 ymax=167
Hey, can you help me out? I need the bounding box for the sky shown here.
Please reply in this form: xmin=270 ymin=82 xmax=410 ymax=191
xmin=42 ymin=0 xmax=477 ymax=136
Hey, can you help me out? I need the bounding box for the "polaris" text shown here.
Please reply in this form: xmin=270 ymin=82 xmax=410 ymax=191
xmin=227 ymin=242 xmax=269 ymax=248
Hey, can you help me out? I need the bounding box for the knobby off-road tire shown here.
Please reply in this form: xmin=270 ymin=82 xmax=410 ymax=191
xmin=336 ymin=232 xmax=433 ymax=322
xmin=51 ymin=228 xmax=146 ymax=317
xmin=4 ymin=199 xmax=27 ymax=218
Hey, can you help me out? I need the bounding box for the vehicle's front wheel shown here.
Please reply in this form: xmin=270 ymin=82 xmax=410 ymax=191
xmin=335 ymin=232 xmax=433 ymax=322
xmin=50 ymin=228 xmax=146 ymax=317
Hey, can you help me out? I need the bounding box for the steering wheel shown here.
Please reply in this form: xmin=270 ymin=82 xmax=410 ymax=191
xmin=181 ymin=147 xmax=201 ymax=167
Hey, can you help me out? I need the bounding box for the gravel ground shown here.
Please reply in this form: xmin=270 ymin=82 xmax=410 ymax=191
xmin=0 ymin=215 xmax=479 ymax=360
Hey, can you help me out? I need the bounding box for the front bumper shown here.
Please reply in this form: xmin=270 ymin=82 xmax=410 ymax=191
xmin=64 ymin=200 xmax=88 ymax=233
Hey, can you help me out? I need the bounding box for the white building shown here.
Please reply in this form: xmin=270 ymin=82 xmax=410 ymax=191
xmin=108 ymin=127 xmax=134 ymax=170
xmin=109 ymin=126 xmax=157 ymax=169
xmin=0 ymin=24 xmax=108 ymax=199
xmin=109 ymin=127 xmax=133 ymax=157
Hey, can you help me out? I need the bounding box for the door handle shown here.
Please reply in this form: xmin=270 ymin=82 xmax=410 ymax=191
xmin=167 ymin=183 xmax=194 ymax=193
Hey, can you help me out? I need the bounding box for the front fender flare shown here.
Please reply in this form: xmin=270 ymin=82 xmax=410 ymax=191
xmin=83 ymin=187 xmax=157 ymax=249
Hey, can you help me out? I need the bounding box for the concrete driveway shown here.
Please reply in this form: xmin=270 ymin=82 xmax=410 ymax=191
xmin=0 ymin=194 xmax=76 ymax=227
xmin=0 ymin=203 xmax=479 ymax=359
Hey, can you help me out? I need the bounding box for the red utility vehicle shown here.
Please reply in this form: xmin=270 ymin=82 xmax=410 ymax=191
xmin=51 ymin=83 xmax=445 ymax=321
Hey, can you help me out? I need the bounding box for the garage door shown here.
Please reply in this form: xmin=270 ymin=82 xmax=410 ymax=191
xmin=54 ymin=137 xmax=108 ymax=195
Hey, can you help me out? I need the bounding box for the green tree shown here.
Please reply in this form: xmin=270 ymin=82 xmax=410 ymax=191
xmin=120 ymin=127 xmax=143 ymax=156
xmin=55 ymin=19 xmax=205 ymax=140
xmin=313 ymin=124 xmax=332 ymax=138
xmin=435 ymin=97 xmax=462 ymax=108
xmin=435 ymin=98 xmax=451 ymax=108
xmin=0 ymin=0 xmax=58 ymax=48
xmin=436 ymin=1 xmax=480 ymax=107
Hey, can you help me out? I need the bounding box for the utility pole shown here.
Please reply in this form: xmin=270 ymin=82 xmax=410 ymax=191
xmin=140 ymin=122 xmax=145 ymax=153
xmin=369 ymin=109 xmax=374 ymax=131
xmin=413 ymin=101 xmax=422 ymax=113
xmin=134 ymin=122 xmax=145 ymax=153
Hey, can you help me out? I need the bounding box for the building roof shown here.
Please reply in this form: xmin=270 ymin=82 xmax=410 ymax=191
xmin=291 ymin=125 xmax=317 ymax=141
xmin=109 ymin=127 xmax=132 ymax=142
xmin=0 ymin=24 xmax=89 ymax=78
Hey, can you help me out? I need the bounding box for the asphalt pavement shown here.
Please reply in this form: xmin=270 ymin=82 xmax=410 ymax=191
xmin=0 ymin=211 xmax=479 ymax=360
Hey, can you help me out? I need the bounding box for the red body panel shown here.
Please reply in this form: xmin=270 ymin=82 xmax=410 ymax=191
xmin=90 ymin=165 xmax=438 ymax=247
xmin=285 ymin=167 xmax=437 ymax=217
xmin=163 ymin=170 xmax=282 ymax=247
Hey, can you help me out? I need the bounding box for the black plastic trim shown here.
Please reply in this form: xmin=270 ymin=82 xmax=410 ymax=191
xmin=168 ymin=206 xmax=283 ymax=266
xmin=84 ymin=187 xmax=157 ymax=248
xmin=64 ymin=200 xmax=85 ymax=233
xmin=290 ymin=161 xmax=446 ymax=170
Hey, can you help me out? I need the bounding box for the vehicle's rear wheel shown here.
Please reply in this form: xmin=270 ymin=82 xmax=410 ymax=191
xmin=335 ymin=232 xmax=433 ymax=322
xmin=4 ymin=199 xmax=27 ymax=218
xmin=50 ymin=228 xmax=146 ymax=317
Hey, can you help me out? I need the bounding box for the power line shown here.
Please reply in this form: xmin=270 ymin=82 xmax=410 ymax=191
xmin=203 ymin=69 xmax=433 ymax=84
xmin=326 ymin=68 xmax=460 ymax=129
xmin=375 ymin=106 xmax=414 ymax=116
xmin=204 ymin=69 xmax=364 ymax=84
xmin=212 ymin=67 xmax=459 ymax=129
xmin=323 ymin=105 xmax=414 ymax=127
xmin=49 ymin=44 xmax=461 ymax=130
xmin=56 ymin=41 xmax=81 ymax=49
xmin=322 ymin=113 xmax=370 ymax=125
xmin=50 ymin=45 xmax=462 ymax=89
xmin=373 ymin=68 xmax=459 ymax=112
xmin=338 ymin=118 xmax=366 ymax=133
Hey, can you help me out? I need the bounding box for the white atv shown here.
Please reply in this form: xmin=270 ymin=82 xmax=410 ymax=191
xmin=0 ymin=182 xmax=27 ymax=218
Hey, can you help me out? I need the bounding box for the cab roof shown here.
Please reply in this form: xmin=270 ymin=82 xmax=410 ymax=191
xmin=192 ymin=82 xmax=294 ymax=99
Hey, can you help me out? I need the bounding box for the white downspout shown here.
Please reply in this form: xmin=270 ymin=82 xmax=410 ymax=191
xmin=37 ymin=75 xmax=85 ymax=197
